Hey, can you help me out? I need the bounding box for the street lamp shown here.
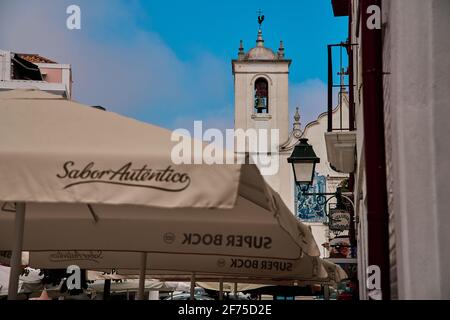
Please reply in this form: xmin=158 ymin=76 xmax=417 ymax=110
xmin=287 ymin=138 xmax=357 ymax=255
xmin=287 ymin=138 xmax=320 ymax=188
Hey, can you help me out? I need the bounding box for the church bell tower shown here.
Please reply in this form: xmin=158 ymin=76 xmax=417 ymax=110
xmin=232 ymin=17 xmax=293 ymax=207
xmin=232 ymin=22 xmax=291 ymax=143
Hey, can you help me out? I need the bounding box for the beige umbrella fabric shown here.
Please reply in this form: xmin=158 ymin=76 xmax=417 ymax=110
xmin=0 ymin=89 xmax=320 ymax=299
xmin=322 ymin=260 xmax=348 ymax=285
xmin=87 ymin=278 xmax=191 ymax=293
xmin=196 ymin=282 xmax=268 ymax=293
xmin=0 ymin=89 xmax=241 ymax=209
xmin=0 ymin=89 xmax=318 ymax=256
xmin=87 ymin=270 xmax=137 ymax=281
xmin=30 ymin=250 xmax=346 ymax=297
xmin=0 ymin=191 xmax=316 ymax=259
xmin=29 ymin=251 xmax=336 ymax=284
xmin=30 ymin=251 xmax=347 ymax=287
xmin=104 ymin=265 xmax=347 ymax=287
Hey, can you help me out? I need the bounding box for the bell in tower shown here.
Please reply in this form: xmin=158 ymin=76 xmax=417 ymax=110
xmin=255 ymin=97 xmax=266 ymax=113
xmin=255 ymin=77 xmax=269 ymax=113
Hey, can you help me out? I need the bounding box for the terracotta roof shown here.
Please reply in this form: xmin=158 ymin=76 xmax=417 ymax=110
xmin=17 ymin=53 xmax=57 ymax=64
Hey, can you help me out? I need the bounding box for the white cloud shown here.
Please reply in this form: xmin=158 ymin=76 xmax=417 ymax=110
xmin=171 ymin=104 xmax=234 ymax=134
xmin=0 ymin=1 xmax=335 ymax=134
xmin=289 ymin=79 xmax=328 ymax=128
xmin=0 ymin=0 xmax=231 ymax=127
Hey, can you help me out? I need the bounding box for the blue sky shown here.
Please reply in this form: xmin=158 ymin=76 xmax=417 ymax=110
xmin=0 ymin=0 xmax=347 ymax=132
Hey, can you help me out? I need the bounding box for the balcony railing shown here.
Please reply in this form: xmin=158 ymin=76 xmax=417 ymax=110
xmin=325 ymin=40 xmax=358 ymax=174
xmin=327 ymin=41 xmax=357 ymax=133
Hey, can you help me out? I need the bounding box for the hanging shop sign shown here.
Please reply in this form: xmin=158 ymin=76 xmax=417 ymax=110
xmin=329 ymin=209 xmax=351 ymax=231
xmin=329 ymin=236 xmax=352 ymax=259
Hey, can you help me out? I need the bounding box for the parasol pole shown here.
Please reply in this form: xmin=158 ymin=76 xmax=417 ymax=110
xmin=219 ymin=278 xmax=224 ymax=300
xmin=190 ymin=273 xmax=196 ymax=300
xmin=7 ymin=202 xmax=26 ymax=300
xmin=137 ymin=252 xmax=147 ymax=300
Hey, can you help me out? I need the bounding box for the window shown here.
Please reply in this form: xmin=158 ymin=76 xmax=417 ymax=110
xmin=254 ymin=77 xmax=269 ymax=113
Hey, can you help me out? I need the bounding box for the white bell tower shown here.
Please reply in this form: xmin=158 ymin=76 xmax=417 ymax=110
xmin=232 ymin=28 xmax=291 ymax=141
xmin=232 ymin=23 xmax=294 ymax=208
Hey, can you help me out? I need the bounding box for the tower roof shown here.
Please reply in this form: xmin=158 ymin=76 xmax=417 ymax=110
xmin=246 ymin=47 xmax=276 ymax=60
xmin=239 ymin=28 xmax=287 ymax=61
xmin=245 ymin=28 xmax=276 ymax=60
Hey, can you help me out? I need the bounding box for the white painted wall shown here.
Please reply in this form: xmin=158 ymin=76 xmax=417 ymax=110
xmin=383 ymin=0 xmax=450 ymax=299
xmin=351 ymin=0 xmax=368 ymax=295
xmin=233 ymin=58 xmax=292 ymax=208
xmin=352 ymin=0 xmax=450 ymax=299
xmin=233 ymin=62 xmax=290 ymax=143
xmin=0 ymin=50 xmax=11 ymax=81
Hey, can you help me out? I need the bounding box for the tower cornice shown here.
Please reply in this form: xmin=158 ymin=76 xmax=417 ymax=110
xmin=231 ymin=59 xmax=292 ymax=75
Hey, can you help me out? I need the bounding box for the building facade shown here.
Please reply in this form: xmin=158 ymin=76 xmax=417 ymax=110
xmin=327 ymin=0 xmax=450 ymax=299
xmin=0 ymin=50 xmax=72 ymax=98
xmin=232 ymin=28 xmax=293 ymax=210
xmin=232 ymin=26 xmax=349 ymax=259
xmin=296 ymin=93 xmax=350 ymax=259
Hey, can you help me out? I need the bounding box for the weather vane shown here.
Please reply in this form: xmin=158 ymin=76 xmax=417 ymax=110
xmin=257 ymin=9 xmax=265 ymax=28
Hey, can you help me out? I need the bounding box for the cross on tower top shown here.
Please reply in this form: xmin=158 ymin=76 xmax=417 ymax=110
xmin=338 ymin=67 xmax=349 ymax=92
